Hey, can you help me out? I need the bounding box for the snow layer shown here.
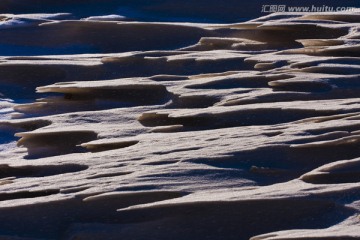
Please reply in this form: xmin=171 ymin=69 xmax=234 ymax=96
xmin=0 ymin=5 xmax=360 ymax=240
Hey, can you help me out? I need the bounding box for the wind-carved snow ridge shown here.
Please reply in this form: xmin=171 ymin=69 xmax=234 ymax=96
xmin=1 ymin=9 xmax=360 ymax=240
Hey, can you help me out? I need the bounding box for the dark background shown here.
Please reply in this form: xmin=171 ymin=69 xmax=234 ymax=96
xmin=1 ymin=0 xmax=360 ymax=23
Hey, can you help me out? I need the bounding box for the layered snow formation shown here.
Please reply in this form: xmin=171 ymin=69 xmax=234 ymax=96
xmin=1 ymin=2 xmax=360 ymax=240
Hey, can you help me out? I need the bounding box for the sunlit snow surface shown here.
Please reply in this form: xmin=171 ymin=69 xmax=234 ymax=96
xmin=1 ymin=1 xmax=360 ymax=240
